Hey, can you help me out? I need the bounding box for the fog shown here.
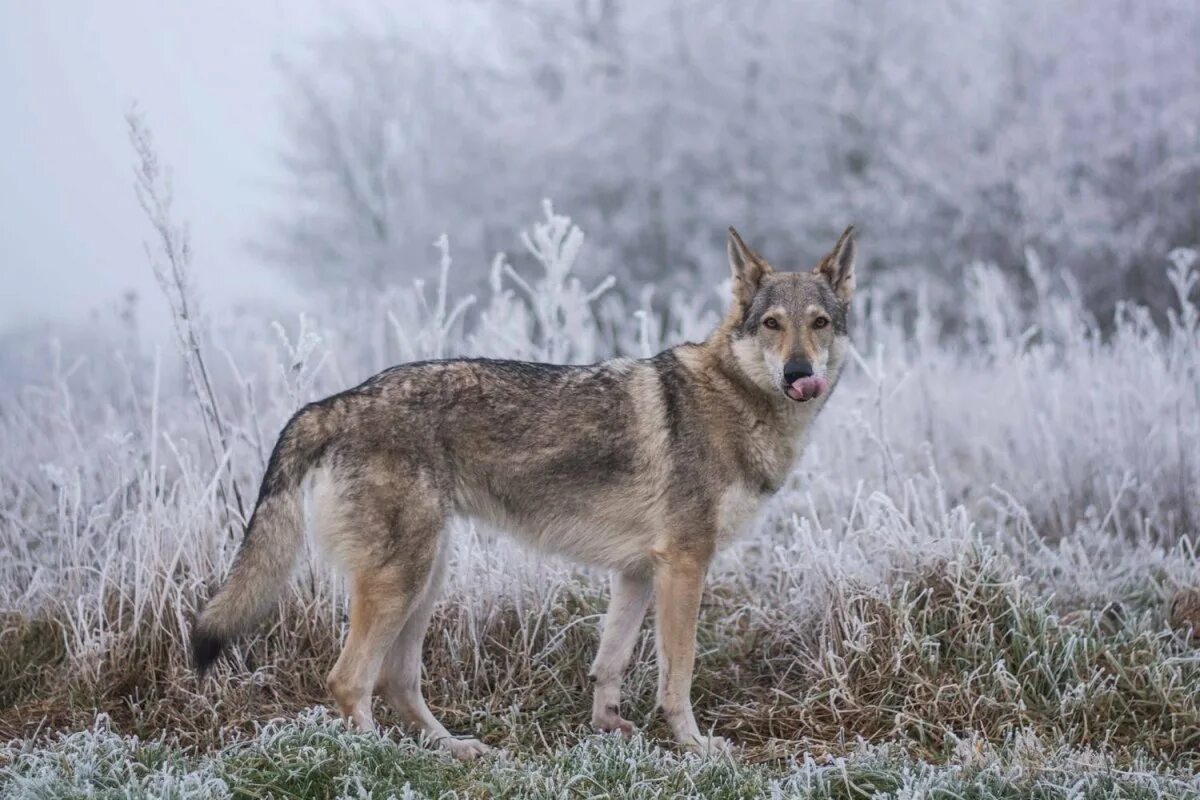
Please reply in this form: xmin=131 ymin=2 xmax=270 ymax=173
xmin=3 ymin=1 xmax=1198 ymax=334
xmin=0 ymin=1 xmax=431 ymax=331
xmin=2 ymin=4 xmax=1199 ymax=789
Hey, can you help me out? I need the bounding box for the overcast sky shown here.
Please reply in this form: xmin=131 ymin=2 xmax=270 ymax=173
xmin=0 ymin=1 xmax=435 ymax=333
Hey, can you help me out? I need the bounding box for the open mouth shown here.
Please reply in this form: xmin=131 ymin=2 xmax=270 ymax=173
xmin=784 ymin=375 xmax=827 ymax=402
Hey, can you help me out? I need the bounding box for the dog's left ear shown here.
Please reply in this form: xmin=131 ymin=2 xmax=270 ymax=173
xmin=815 ymin=225 xmax=856 ymax=303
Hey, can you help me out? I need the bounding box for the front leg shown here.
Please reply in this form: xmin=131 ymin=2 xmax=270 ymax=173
xmin=589 ymin=569 xmax=654 ymax=735
xmin=653 ymin=544 xmax=729 ymax=754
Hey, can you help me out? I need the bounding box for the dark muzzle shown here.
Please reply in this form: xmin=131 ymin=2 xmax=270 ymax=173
xmin=783 ymin=359 xmax=813 ymax=384
xmin=783 ymin=358 xmax=826 ymax=402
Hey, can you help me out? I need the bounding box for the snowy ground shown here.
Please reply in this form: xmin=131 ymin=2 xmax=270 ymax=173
xmin=2 ymin=207 xmax=1199 ymax=797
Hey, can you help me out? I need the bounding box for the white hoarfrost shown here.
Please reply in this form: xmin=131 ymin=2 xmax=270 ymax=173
xmin=1 ymin=205 xmax=1198 ymax=796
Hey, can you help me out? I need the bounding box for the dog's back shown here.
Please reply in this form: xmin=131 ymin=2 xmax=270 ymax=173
xmin=317 ymin=356 xmax=668 ymax=569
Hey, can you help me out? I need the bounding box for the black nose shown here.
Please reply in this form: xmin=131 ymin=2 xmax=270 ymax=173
xmin=783 ymin=359 xmax=813 ymax=384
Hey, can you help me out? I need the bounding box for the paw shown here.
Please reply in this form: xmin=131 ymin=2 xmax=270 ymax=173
xmin=441 ymin=737 xmax=494 ymax=761
xmin=344 ymin=708 xmax=376 ymax=733
xmin=684 ymin=735 xmax=732 ymax=755
xmin=592 ymin=706 xmax=636 ymax=737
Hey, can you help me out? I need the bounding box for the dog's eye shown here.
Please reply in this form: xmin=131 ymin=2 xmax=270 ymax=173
xmin=762 ymin=317 xmax=780 ymax=330
xmin=812 ymin=316 xmax=830 ymax=329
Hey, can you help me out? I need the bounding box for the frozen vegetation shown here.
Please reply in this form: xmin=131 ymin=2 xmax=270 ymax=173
xmin=1 ymin=157 xmax=1199 ymax=794
xmin=273 ymin=1 xmax=1200 ymax=319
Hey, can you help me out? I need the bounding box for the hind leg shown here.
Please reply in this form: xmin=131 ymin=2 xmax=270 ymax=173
xmin=327 ymin=562 xmax=429 ymax=730
xmin=323 ymin=471 xmax=446 ymax=732
xmin=377 ymin=536 xmax=492 ymax=760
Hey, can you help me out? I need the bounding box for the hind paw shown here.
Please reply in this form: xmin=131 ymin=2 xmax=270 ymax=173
xmin=441 ymin=737 xmax=494 ymax=761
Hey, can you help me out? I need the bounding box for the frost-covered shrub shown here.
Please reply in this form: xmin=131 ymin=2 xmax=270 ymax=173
xmin=0 ymin=206 xmax=1197 ymax=771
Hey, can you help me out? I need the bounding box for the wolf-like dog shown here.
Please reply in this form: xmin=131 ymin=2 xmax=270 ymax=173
xmin=192 ymin=226 xmax=857 ymax=758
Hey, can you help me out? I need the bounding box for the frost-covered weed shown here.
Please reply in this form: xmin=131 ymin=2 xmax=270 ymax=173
xmin=0 ymin=207 xmax=1198 ymax=792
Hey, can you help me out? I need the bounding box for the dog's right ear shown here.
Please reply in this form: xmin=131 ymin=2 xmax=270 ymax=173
xmin=815 ymin=225 xmax=856 ymax=304
xmin=727 ymin=227 xmax=772 ymax=309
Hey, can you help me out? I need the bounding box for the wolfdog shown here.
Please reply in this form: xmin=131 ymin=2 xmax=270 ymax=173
xmin=192 ymin=226 xmax=857 ymax=758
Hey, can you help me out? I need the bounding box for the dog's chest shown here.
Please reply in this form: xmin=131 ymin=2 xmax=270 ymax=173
xmin=712 ymin=418 xmax=803 ymax=548
xmin=715 ymin=482 xmax=767 ymax=548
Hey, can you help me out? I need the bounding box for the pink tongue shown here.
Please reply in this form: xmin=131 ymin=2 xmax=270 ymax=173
xmin=788 ymin=375 xmax=827 ymax=401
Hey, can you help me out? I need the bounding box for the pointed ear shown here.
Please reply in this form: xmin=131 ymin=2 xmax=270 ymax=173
xmin=815 ymin=225 xmax=856 ymax=303
xmin=727 ymin=227 xmax=772 ymax=309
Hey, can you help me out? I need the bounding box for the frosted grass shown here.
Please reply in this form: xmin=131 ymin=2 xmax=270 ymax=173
xmin=1 ymin=202 xmax=1198 ymax=795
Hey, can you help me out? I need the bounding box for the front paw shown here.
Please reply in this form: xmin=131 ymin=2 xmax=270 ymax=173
xmin=684 ymin=734 xmax=732 ymax=755
xmin=440 ymin=737 xmax=494 ymax=761
xmin=592 ymin=704 xmax=636 ymax=737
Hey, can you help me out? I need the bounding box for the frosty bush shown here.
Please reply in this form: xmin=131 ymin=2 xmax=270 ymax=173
xmin=0 ymin=200 xmax=1198 ymax=790
xmin=271 ymin=2 xmax=1200 ymax=320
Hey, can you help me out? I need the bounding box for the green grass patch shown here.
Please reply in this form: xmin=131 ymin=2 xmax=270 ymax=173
xmin=3 ymin=711 xmax=1198 ymax=799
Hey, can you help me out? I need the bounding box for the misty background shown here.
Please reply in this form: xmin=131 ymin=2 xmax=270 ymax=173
xmin=3 ymin=5 xmax=1200 ymax=782
xmin=2 ymin=0 xmax=1199 ymax=338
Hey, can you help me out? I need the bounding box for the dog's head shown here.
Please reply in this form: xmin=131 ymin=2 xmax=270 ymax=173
xmin=724 ymin=226 xmax=856 ymax=403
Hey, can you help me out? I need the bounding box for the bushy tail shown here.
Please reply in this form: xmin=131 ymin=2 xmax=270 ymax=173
xmin=192 ymin=401 xmax=339 ymax=673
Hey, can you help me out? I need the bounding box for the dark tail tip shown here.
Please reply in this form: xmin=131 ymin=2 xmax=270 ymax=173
xmin=192 ymin=629 xmax=225 ymax=675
